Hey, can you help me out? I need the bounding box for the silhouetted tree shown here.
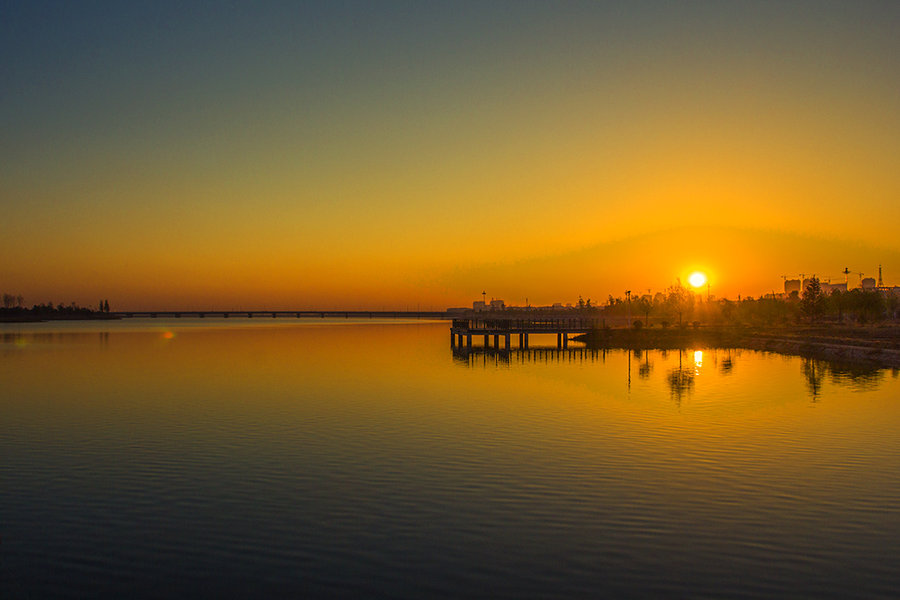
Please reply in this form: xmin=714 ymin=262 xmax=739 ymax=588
xmin=665 ymin=281 xmax=694 ymax=326
xmin=635 ymin=296 xmax=652 ymax=325
xmin=800 ymin=277 xmax=826 ymax=322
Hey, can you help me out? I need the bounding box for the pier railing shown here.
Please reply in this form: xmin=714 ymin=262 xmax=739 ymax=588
xmin=451 ymin=317 xmax=602 ymax=332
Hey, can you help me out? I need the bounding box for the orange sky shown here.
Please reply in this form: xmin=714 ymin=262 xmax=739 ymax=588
xmin=2 ymin=3 xmax=899 ymax=309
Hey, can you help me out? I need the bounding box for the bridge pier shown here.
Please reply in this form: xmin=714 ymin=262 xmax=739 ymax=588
xmin=466 ymin=334 xmax=472 ymax=349
xmin=505 ymin=333 xmax=511 ymax=349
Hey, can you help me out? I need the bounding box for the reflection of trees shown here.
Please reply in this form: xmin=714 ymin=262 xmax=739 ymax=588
xmin=636 ymin=349 xmax=653 ymax=379
xmin=801 ymin=358 xmax=885 ymax=398
xmin=802 ymin=358 xmax=827 ymax=399
xmin=667 ymin=350 xmax=695 ymax=405
xmin=720 ymin=350 xmax=734 ymax=375
xmin=826 ymin=363 xmax=883 ymax=391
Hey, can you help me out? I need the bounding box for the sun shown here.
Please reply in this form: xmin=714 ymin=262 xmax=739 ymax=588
xmin=688 ymin=272 xmax=707 ymax=288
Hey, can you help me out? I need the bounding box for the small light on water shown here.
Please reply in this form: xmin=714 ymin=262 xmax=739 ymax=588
xmin=694 ymin=350 xmax=703 ymax=367
xmin=162 ymin=331 xmax=175 ymax=340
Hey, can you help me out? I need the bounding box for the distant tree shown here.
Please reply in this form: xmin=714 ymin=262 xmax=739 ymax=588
xmin=829 ymin=289 xmax=844 ymax=322
xmin=2 ymin=293 xmax=14 ymax=309
xmin=848 ymin=289 xmax=886 ymax=323
xmin=104 ymin=299 xmax=110 ymax=313
xmin=635 ymin=296 xmax=652 ymax=325
xmin=664 ymin=281 xmax=694 ymax=326
xmin=719 ymin=299 xmax=736 ymax=324
xmin=800 ymin=277 xmax=826 ymax=322
xmin=16 ymin=295 xmax=24 ymax=308
xmin=577 ymin=296 xmax=585 ymax=309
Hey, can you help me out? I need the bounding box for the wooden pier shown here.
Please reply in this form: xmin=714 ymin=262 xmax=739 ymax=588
xmin=450 ymin=317 xmax=601 ymax=350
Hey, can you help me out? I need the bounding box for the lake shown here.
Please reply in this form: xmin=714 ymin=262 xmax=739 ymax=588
xmin=2 ymin=319 xmax=899 ymax=598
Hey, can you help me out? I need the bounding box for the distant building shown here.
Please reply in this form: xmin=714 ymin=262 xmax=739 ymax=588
xmin=473 ymin=298 xmax=506 ymax=311
xmin=862 ymin=277 xmax=876 ymax=290
xmin=784 ymin=279 xmax=801 ymax=294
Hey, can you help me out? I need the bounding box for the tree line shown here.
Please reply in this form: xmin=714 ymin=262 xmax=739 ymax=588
xmin=597 ymin=278 xmax=898 ymax=327
xmin=0 ymin=294 xmax=112 ymax=317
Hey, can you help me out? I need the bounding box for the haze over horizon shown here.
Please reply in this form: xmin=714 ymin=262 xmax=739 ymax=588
xmin=3 ymin=1 xmax=899 ymax=310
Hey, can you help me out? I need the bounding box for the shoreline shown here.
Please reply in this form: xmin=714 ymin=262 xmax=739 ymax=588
xmin=573 ymin=325 xmax=900 ymax=369
xmin=0 ymin=314 xmax=122 ymax=323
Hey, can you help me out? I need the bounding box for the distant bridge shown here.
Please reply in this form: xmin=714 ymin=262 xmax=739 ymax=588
xmin=113 ymin=310 xmax=452 ymax=319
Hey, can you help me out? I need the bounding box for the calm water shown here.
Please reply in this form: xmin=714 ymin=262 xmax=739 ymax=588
xmin=2 ymin=319 xmax=899 ymax=598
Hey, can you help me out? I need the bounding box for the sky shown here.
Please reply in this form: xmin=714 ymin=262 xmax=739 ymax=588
xmin=3 ymin=1 xmax=899 ymax=310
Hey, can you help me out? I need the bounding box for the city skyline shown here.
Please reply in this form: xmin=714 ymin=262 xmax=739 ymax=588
xmin=3 ymin=1 xmax=899 ymax=310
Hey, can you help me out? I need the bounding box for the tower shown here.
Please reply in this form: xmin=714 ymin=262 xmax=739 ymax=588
xmin=878 ymin=265 xmax=884 ymax=287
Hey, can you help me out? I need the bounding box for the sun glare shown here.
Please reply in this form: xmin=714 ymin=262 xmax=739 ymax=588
xmin=688 ymin=272 xmax=707 ymax=288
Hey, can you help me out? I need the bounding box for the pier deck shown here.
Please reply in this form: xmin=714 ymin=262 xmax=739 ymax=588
xmin=450 ymin=317 xmax=601 ymax=350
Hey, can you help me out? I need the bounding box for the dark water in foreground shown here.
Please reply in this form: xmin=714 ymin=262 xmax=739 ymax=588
xmin=2 ymin=320 xmax=899 ymax=598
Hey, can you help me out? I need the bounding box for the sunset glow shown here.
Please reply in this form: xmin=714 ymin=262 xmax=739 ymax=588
xmin=689 ymin=272 xmax=708 ymax=289
xmin=2 ymin=3 xmax=898 ymax=308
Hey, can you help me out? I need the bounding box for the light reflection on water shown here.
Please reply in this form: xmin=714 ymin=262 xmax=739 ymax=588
xmin=1 ymin=320 xmax=899 ymax=598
